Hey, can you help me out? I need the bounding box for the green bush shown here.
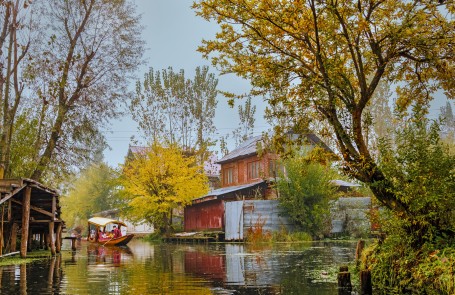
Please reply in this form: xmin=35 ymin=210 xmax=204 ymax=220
xmin=363 ymin=109 xmax=455 ymax=293
xmin=277 ymin=154 xmax=336 ymax=239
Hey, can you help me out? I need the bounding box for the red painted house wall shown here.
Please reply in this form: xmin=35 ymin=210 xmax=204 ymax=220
xmin=184 ymin=199 xmax=224 ymax=232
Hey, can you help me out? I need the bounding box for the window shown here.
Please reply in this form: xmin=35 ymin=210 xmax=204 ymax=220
xmin=247 ymin=161 xmax=261 ymax=179
xmin=224 ymin=167 xmax=233 ymax=184
xmin=269 ymin=159 xmax=284 ymax=177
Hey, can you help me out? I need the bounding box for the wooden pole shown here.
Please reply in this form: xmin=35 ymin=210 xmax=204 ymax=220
xmin=27 ymin=229 xmax=33 ymax=252
xmin=49 ymin=221 xmax=55 ymax=256
xmin=55 ymin=223 xmax=62 ymax=253
xmin=338 ymin=265 xmax=352 ymax=295
xmin=72 ymin=238 xmax=76 ymax=251
xmin=49 ymin=195 xmax=56 ymax=255
xmin=20 ymin=186 xmax=31 ymax=258
xmin=10 ymin=222 xmax=17 ymax=252
xmin=356 ymin=239 xmax=366 ymax=267
xmin=47 ymin=256 xmax=55 ymax=291
xmin=1 ymin=204 xmax=4 ymax=256
xmin=360 ymin=269 xmax=373 ymax=295
xmin=44 ymin=232 xmax=49 ymax=250
xmin=40 ymin=232 xmax=44 ymax=249
xmin=20 ymin=263 xmax=26 ymax=295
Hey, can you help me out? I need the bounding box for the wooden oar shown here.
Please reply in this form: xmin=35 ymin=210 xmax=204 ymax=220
xmin=102 ymin=236 xmax=115 ymax=247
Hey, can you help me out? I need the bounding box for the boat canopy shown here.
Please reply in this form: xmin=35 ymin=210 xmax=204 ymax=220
xmin=88 ymin=217 xmax=127 ymax=227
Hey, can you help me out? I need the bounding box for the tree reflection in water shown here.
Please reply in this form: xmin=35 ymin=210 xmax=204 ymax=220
xmin=0 ymin=239 xmax=356 ymax=294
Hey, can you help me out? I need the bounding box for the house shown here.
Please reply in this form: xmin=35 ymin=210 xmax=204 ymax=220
xmin=183 ymin=133 xmax=332 ymax=238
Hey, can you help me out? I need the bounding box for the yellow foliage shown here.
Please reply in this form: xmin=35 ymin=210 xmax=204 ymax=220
xmin=119 ymin=143 xmax=209 ymax=228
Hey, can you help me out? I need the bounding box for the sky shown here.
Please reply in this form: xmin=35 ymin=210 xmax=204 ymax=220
xmin=102 ymin=1 xmax=450 ymax=167
xmin=102 ymin=1 xmax=270 ymax=167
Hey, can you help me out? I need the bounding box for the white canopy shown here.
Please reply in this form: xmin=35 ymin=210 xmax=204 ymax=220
xmin=88 ymin=217 xmax=127 ymax=227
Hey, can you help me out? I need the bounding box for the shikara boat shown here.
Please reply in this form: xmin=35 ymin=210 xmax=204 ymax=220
xmin=87 ymin=217 xmax=134 ymax=246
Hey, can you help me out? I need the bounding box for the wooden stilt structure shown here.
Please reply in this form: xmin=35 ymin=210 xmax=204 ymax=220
xmin=0 ymin=179 xmax=65 ymax=258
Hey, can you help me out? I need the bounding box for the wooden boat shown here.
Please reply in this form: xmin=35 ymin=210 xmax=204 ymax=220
xmin=87 ymin=217 xmax=134 ymax=246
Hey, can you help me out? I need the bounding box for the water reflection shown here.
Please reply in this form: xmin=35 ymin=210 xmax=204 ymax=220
xmin=0 ymin=240 xmax=356 ymax=294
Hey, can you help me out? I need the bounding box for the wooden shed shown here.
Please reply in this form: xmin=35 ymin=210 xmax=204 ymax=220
xmin=0 ymin=178 xmax=64 ymax=258
xmin=184 ymin=181 xmax=267 ymax=233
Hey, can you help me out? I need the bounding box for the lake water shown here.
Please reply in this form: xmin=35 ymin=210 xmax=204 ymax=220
xmin=0 ymin=239 xmax=357 ymax=294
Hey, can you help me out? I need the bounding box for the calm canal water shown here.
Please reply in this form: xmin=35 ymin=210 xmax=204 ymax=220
xmin=0 ymin=239 xmax=357 ymax=294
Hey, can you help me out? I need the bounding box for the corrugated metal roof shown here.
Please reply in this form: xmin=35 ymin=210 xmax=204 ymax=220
xmin=194 ymin=180 xmax=265 ymax=200
xmin=216 ymin=135 xmax=262 ymax=164
xmin=331 ymin=179 xmax=361 ymax=187
xmin=216 ymin=133 xmax=333 ymax=164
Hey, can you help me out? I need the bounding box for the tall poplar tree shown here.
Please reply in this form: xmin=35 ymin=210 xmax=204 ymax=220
xmin=131 ymin=66 xmax=218 ymax=158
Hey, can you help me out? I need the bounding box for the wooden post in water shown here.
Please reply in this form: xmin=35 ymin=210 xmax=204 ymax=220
xmin=27 ymin=230 xmax=33 ymax=252
xmin=40 ymin=232 xmax=44 ymax=249
xmin=10 ymin=222 xmax=17 ymax=252
xmin=360 ymin=269 xmax=373 ymax=295
xmin=49 ymin=195 xmax=56 ymax=255
xmin=1 ymin=204 xmax=4 ymax=256
xmin=49 ymin=221 xmax=56 ymax=255
xmin=20 ymin=186 xmax=32 ymax=258
xmin=337 ymin=265 xmax=352 ymax=295
xmin=56 ymin=223 xmax=62 ymax=253
xmin=356 ymin=239 xmax=365 ymax=266
xmin=20 ymin=263 xmax=26 ymax=295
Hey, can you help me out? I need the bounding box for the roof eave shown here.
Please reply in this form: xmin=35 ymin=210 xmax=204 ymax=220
xmin=216 ymin=151 xmax=259 ymax=164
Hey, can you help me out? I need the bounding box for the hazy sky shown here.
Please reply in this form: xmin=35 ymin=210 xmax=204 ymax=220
xmin=103 ymin=1 xmax=270 ymax=166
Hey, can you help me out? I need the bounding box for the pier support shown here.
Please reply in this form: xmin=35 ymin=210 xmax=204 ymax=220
xmin=338 ymin=265 xmax=352 ymax=295
xmin=20 ymin=187 xmax=31 ymax=258
xmin=360 ymin=269 xmax=373 ymax=295
xmin=49 ymin=221 xmax=56 ymax=256
xmin=56 ymin=223 xmax=62 ymax=253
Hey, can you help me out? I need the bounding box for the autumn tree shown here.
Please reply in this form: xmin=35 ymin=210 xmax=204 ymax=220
xmin=119 ymin=143 xmax=209 ymax=235
xmin=193 ymin=0 xmax=455 ymax=217
xmin=131 ymin=66 xmax=218 ymax=158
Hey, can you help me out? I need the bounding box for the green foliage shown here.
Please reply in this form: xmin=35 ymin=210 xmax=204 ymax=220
xmin=365 ymin=218 xmax=455 ymax=294
xmin=377 ymin=108 xmax=455 ymax=246
xmin=61 ymin=162 xmax=120 ymax=231
xmin=277 ymin=154 xmax=336 ymax=238
xmin=9 ymin=112 xmax=40 ymax=178
xmin=362 ymin=108 xmax=455 ymax=293
xmin=119 ymin=142 xmax=209 ymax=235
